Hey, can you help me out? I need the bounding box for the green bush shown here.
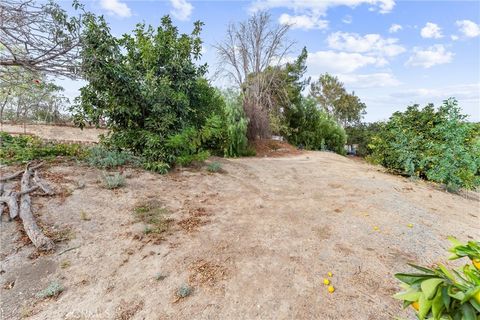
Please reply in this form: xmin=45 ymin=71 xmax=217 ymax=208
xmin=283 ymin=97 xmax=346 ymax=154
xmin=206 ymin=161 xmax=222 ymax=172
xmin=345 ymin=122 xmax=383 ymax=156
xmin=0 ymin=132 xmax=86 ymax=165
xmin=36 ymin=281 xmax=64 ymax=299
xmin=368 ymin=98 xmax=480 ymax=190
xmin=86 ymin=146 xmax=139 ymax=168
xmin=101 ymin=172 xmax=125 ymax=189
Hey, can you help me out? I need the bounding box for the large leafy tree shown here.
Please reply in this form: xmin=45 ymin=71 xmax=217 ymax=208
xmin=309 ymin=73 xmax=366 ymax=127
xmin=72 ymin=15 xmax=221 ymax=166
xmin=0 ymin=0 xmax=85 ymax=81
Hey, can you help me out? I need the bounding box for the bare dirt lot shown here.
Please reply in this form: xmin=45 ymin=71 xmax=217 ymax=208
xmin=1 ymin=152 xmax=479 ymax=319
xmin=1 ymin=124 xmax=105 ymax=143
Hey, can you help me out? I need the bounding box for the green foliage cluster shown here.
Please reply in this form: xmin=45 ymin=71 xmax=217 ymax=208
xmin=133 ymin=200 xmax=170 ymax=235
xmin=36 ymin=281 xmax=64 ymax=299
xmin=101 ymin=172 xmax=125 ymax=189
xmin=394 ymin=237 xmax=480 ymax=320
xmin=344 ymin=122 xmax=383 ymax=156
xmin=283 ymin=97 xmax=347 ymax=154
xmin=86 ymin=146 xmax=139 ymax=169
xmin=206 ymin=161 xmax=222 ymax=172
xmin=0 ymin=132 xmax=85 ymax=165
xmin=368 ymin=98 xmax=480 ymax=190
xmin=223 ymin=91 xmax=249 ymax=157
xmin=72 ymin=15 xmax=226 ymax=169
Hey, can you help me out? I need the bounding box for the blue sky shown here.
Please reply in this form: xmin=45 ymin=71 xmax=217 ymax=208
xmin=58 ymin=0 xmax=480 ymax=122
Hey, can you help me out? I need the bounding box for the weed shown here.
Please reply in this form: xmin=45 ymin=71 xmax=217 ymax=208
xmin=155 ymin=273 xmax=167 ymax=281
xmin=60 ymin=260 xmax=71 ymax=269
xmin=133 ymin=200 xmax=171 ymax=236
xmin=176 ymin=284 xmax=193 ymax=299
xmin=36 ymin=281 xmax=64 ymax=299
xmin=206 ymin=161 xmax=222 ymax=172
xmin=80 ymin=210 xmax=91 ymax=221
xmin=101 ymin=172 xmax=125 ymax=189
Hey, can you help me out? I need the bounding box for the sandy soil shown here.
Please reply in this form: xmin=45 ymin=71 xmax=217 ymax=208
xmin=1 ymin=124 xmax=105 ymax=143
xmin=0 ymin=152 xmax=479 ymax=320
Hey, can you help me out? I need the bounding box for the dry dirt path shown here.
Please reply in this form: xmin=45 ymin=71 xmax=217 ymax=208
xmin=0 ymin=152 xmax=478 ymax=319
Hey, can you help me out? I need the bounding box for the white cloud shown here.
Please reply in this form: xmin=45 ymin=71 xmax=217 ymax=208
xmin=307 ymin=51 xmax=381 ymax=73
xmin=99 ymin=0 xmax=132 ymax=17
xmin=420 ymin=22 xmax=443 ymax=38
xmin=251 ymin=0 xmax=395 ymax=14
xmin=456 ymin=20 xmax=480 ymax=38
xmin=390 ymin=84 xmax=480 ymax=101
xmin=170 ymin=0 xmax=193 ymax=21
xmin=337 ymin=72 xmax=401 ymax=88
xmin=342 ymin=15 xmax=353 ymax=24
xmin=327 ymin=32 xmax=405 ymax=57
xmin=451 ymin=35 xmax=459 ymax=41
xmin=388 ymin=24 xmax=402 ymax=33
xmin=405 ymin=45 xmax=454 ymax=68
xmin=279 ymin=13 xmax=328 ymax=30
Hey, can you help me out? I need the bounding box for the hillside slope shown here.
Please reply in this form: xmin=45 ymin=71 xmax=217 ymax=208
xmin=1 ymin=152 xmax=478 ymax=319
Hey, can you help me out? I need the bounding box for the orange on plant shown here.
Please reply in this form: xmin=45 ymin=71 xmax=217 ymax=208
xmin=411 ymin=301 xmax=419 ymax=311
xmin=473 ymin=258 xmax=480 ymax=270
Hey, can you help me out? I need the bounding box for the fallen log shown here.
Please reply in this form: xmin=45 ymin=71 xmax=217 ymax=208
xmin=19 ymin=165 xmax=55 ymax=251
xmin=33 ymin=171 xmax=54 ymax=195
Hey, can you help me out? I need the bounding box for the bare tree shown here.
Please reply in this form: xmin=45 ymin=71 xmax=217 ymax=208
xmin=215 ymin=11 xmax=294 ymax=139
xmin=0 ymin=0 xmax=84 ymax=82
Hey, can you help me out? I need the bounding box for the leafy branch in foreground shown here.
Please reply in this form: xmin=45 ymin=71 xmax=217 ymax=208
xmin=394 ymin=237 xmax=480 ymax=320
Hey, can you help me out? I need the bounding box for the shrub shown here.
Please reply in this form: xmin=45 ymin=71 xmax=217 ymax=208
xmin=206 ymin=162 xmax=222 ymax=172
xmin=86 ymin=146 xmax=139 ymax=169
xmin=36 ymin=281 xmax=64 ymax=299
xmin=222 ymin=91 xmax=249 ymax=157
xmin=176 ymin=284 xmax=193 ymax=298
xmin=101 ymin=172 xmax=125 ymax=189
xmin=344 ymin=122 xmax=383 ymax=156
xmin=394 ymin=237 xmax=480 ymax=319
xmin=0 ymin=132 xmax=86 ymax=165
xmin=283 ymin=97 xmax=346 ymax=154
xmin=368 ymin=98 xmax=480 ymax=190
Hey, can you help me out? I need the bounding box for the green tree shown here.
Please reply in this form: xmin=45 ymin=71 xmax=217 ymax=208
xmin=309 ymin=73 xmax=366 ymax=127
xmin=369 ymin=98 xmax=480 ymax=190
xmin=72 ymin=15 xmax=222 ymax=168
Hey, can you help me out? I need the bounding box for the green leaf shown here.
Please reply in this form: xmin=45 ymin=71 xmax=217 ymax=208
xmin=408 ymin=263 xmax=437 ymax=275
xmin=421 ymin=278 xmax=444 ymax=300
xmin=418 ymin=293 xmax=433 ymax=320
xmin=442 ymin=286 xmax=451 ymax=312
xmin=393 ymin=289 xmax=422 ymax=302
xmin=395 ymin=273 xmax=435 ymax=285
xmin=431 ymin=289 xmax=445 ymax=318
xmin=460 ymin=303 xmax=475 ymax=320
xmin=438 ymin=264 xmax=456 ymax=282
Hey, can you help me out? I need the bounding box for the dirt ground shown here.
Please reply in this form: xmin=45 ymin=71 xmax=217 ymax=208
xmin=1 ymin=124 xmax=105 ymax=143
xmin=0 ymin=152 xmax=479 ymax=320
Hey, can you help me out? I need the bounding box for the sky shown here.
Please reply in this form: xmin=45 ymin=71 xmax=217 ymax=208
xmin=57 ymin=0 xmax=480 ymax=122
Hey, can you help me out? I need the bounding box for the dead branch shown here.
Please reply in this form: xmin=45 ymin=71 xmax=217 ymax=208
xmin=18 ymin=165 xmax=54 ymax=250
xmin=33 ymin=170 xmax=54 ymax=195
xmin=0 ymin=162 xmax=43 ymax=182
